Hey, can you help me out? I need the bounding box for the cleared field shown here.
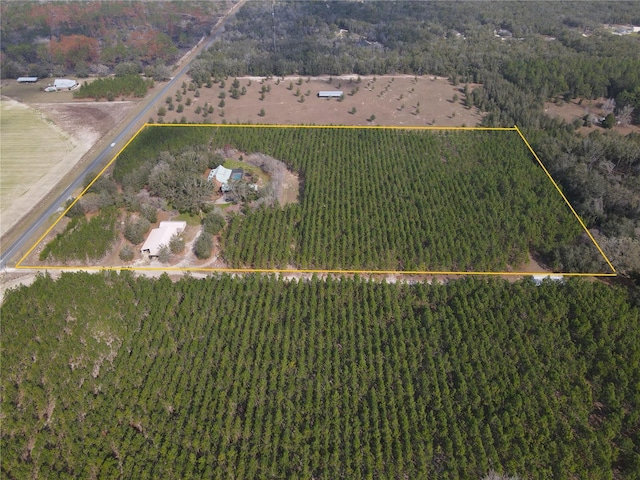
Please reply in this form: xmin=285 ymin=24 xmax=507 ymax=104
xmin=0 ymin=98 xmax=81 ymax=238
xmin=158 ymin=75 xmax=483 ymax=127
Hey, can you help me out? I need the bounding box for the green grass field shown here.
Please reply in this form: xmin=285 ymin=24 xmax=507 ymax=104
xmin=0 ymin=98 xmax=78 ymax=237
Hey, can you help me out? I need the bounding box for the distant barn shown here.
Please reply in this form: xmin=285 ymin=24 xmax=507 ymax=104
xmin=17 ymin=77 xmax=38 ymax=84
xmin=317 ymin=90 xmax=343 ymax=98
xmin=53 ymin=78 xmax=78 ymax=90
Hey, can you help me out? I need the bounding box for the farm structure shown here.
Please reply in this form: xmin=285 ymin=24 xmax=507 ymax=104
xmin=317 ymin=90 xmax=343 ymax=98
xmin=16 ymin=77 xmax=38 ymax=84
xmin=140 ymin=221 xmax=186 ymax=257
xmin=44 ymin=78 xmax=78 ymax=92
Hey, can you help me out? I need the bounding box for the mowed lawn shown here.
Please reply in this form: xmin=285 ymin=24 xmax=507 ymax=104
xmin=0 ymin=98 xmax=79 ymax=238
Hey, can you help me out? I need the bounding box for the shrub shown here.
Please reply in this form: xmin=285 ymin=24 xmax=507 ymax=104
xmin=157 ymin=244 xmax=171 ymax=263
xmin=119 ymin=244 xmax=134 ymax=262
xmin=169 ymin=233 xmax=185 ymax=254
xmin=602 ymin=113 xmax=616 ymax=129
xmin=140 ymin=204 xmax=157 ymax=224
xmin=124 ymin=217 xmax=150 ymax=245
xmin=194 ymin=232 xmax=213 ymax=259
xmin=202 ymin=211 xmax=226 ymax=235
xmin=64 ymin=198 xmax=85 ymax=218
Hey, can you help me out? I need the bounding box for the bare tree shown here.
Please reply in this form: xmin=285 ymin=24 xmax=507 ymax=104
xmin=617 ymin=104 xmax=634 ymax=127
xmin=245 ymin=153 xmax=289 ymax=206
xmin=601 ymin=97 xmax=616 ymax=115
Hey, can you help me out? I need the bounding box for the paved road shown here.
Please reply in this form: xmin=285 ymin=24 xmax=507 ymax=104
xmin=0 ymin=1 xmax=247 ymax=269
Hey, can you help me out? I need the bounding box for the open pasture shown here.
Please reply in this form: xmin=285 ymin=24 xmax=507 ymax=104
xmin=0 ymin=98 xmax=81 ymax=238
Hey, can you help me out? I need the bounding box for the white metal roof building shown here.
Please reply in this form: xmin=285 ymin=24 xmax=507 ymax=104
xmin=140 ymin=221 xmax=187 ymax=257
xmin=53 ymin=78 xmax=78 ymax=90
xmin=317 ymin=90 xmax=344 ymax=98
xmin=208 ymin=165 xmax=232 ymax=183
xmin=17 ymin=77 xmax=38 ymax=83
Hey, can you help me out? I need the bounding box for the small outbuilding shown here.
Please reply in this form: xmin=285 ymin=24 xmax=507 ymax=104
xmin=317 ymin=90 xmax=344 ymax=98
xmin=140 ymin=221 xmax=187 ymax=257
xmin=17 ymin=77 xmax=38 ymax=84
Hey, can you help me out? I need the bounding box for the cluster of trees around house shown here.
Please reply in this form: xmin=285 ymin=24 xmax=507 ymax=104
xmin=2 ymin=272 xmax=639 ymax=478
xmin=0 ymin=1 xmax=228 ymax=78
xmin=37 ymin=142 xmax=231 ymax=264
xmin=114 ymin=126 xmax=590 ymax=272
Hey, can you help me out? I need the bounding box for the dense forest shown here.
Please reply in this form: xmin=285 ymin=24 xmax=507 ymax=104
xmin=2 ymin=273 xmax=639 ymax=478
xmin=108 ymin=125 xmax=592 ymax=272
xmin=0 ymin=1 xmax=230 ymax=78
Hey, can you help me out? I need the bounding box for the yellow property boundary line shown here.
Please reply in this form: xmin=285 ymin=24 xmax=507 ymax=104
xmin=16 ymin=124 xmax=616 ymax=277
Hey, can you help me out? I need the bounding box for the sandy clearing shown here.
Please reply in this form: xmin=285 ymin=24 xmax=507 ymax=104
xmin=544 ymin=98 xmax=640 ymax=136
xmin=159 ymin=74 xmax=484 ymax=127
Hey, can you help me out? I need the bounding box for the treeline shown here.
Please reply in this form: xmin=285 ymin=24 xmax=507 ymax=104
xmin=39 ymin=207 xmax=118 ymax=263
xmin=0 ymin=1 xmax=228 ymax=78
xmin=2 ymin=273 xmax=639 ymax=478
xmin=530 ymin=129 xmax=640 ymax=274
xmin=73 ymin=74 xmax=153 ymax=100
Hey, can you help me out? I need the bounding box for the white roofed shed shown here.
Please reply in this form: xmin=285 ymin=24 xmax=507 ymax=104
xmin=317 ymin=90 xmax=344 ymax=98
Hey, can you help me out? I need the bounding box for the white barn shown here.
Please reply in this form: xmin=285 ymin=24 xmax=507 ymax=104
xmin=53 ymin=78 xmax=78 ymax=90
xmin=140 ymin=221 xmax=187 ymax=257
xmin=317 ymin=90 xmax=344 ymax=98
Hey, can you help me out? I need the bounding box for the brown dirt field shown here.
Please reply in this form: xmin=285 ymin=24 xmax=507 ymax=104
xmin=32 ymin=101 xmax=136 ymax=152
xmin=544 ymin=98 xmax=640 ymax=136
xmin=158 ymin=75 xmax=484 ymax=127
xmin=0 ymin=78 xmax=137 ymax=240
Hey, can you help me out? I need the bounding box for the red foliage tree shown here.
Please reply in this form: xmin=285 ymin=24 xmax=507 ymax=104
xmin=49 ymin=35 xmax=100 ymax=70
